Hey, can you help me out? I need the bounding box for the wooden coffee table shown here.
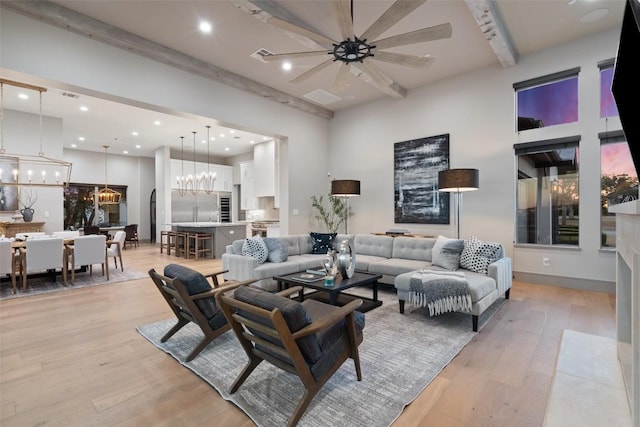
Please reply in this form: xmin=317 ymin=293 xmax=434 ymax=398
xmin=274 ymin=271 xmax=383 ymax=313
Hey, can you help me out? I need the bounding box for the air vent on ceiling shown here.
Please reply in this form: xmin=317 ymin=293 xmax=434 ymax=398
xmin=303 ymin=89 xmax=342 ymax=106
xmin=61 ymin=91 xmax=80 ymax=99
xmin=251 ymin=48 xmax=274 ymax=62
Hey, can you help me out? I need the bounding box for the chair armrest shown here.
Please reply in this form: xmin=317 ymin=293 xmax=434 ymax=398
xmin=291 ymin=298 xmax=363 ymax=339
xmin=276 ymin=286 xmax=304 ymax=298
xmin=488 ymin=257 xmax=512 ymax=296
xmin=203 ymin=269 xmax=229 ymax=287
xmin=190 ymin=278 xmax=256 ymax=300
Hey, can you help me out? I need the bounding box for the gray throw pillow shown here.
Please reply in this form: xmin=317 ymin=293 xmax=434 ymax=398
xmin=241 ymin=235 xmax=268 ymax=264
xmin=431 ymin=235 xmax=464 ymax=270
xmin=263 ymin=237 xmax=288 ymax=263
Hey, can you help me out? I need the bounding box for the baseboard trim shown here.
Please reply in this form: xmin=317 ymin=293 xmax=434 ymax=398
xmin=513 ymin=271 xmax=615 ymax=294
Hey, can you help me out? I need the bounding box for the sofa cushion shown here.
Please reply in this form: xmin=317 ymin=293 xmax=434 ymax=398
xmin=263 ymin=237 xmax=288 ymax=263
xmin=431 ymin=235 xmax=465 ymax=270
xmin=253 ymin=259 xmax=301 ymax=279
xmin=354 ymin=234 xmax=393 ymax=258
xmin=392 ymin=236 xmax=435 ymax=262
xmin=231 ymin=239 xmax=244 ymax=255
xmin=460 ymin=236 xmax=503 ymax=274
xmin=367 ymin=257 xmax=429 ymax=277
xmin=242 ymin=235 xmax=269 ymax=264
xmin=310 ymin=232 xmax=336 ymax=254
xmin=280 ymin=236 xmax=302 ymax=256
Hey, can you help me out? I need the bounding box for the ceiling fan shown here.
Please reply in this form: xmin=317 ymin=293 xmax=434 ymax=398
xmin=262 ymin=0 xmax=452 ymax=95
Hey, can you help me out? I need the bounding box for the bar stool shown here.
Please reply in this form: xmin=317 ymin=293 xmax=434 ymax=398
xmin=186 ymin=232 xmax=213 ymax=260
xmin=173 ymin=231 xmax=188 ymax=258
xmin=160 ymin=230 xmax=176 ymax=255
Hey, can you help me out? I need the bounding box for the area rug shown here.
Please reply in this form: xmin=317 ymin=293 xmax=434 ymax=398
xmin=137 ymin=291 xmax=505 ymax=427
xmin=0 ymin=267 xmax=148 ymax=300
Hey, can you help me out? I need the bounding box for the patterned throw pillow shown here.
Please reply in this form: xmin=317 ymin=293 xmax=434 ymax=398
xmin=310 ymin=232 xmax=337 ymax=254
xmin=262 ymin=237 xmax=288 ymax=263
xmin=431 ymin=235 xmax=465 ymax=270
xmin=460 ymin=236 xmax=503 ymax=274
xmin=241 ymin=235 xmax=268 ymax=264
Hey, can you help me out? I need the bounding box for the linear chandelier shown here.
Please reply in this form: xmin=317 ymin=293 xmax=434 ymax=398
xmin=0 ymin=78 xmax=73 ymax=188
xmin=176 ymin=136 xmax=190 ymax=196
xmin=90 ymin=144 xmax=121 ymax=205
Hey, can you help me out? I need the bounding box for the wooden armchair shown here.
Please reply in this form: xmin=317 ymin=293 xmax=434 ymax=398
xmin=216 ymin=285 xmax=365 ymax=427
xmin=148 ymin=264 xmax=256 ymax=362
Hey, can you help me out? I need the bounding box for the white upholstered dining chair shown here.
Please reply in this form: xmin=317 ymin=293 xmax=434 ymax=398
xmin=66 ymin=234 xmax=108 ymax=285
xmin=0 ymin=239 xmax=18 ymax=294
xmin=106 ymin=230 xmax=125 ymax=271
xmin=19 ymin=237 xmax=66 ymax=290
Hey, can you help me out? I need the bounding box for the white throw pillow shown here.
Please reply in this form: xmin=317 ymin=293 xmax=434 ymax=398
xmin=241 ymin=235 xmax=268 ymax=264
xmin=431 ymin=235 xmax=465 ymax=270
xmin=460 ymin=236 xmax=503 ymax=274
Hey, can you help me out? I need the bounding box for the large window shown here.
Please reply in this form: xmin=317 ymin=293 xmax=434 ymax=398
xmin=63 ymin=183 xmax=127 ymax=230
xmin=515 ymin=137 xmax=580 ymax=246
xmin=600 ymin=131 xmax=639 ymax=248
xmin=514 ymin=68 xmax=580 ymax=131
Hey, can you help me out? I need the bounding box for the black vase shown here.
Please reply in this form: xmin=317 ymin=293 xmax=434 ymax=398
xmin=21 ymin=208 xmax=34 ymax=222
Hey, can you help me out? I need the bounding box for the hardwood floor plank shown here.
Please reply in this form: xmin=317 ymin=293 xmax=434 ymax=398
xmin=0 ymin=244 xmax=616 ymax=427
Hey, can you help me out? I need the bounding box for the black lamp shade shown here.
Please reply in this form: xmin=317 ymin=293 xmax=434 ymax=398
xmin=438 ymin=169 xmax=479 ymax=192
xmin=331 ymin=179 xmax=361 ymax=196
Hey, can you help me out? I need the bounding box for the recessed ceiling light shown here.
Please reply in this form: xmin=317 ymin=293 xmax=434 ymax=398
xmin=79 ymin=105 xmax=88 ymax=112
xmin=201 ymin=139 xmax=207 ymax=144
xmin=250 ymin=140 xmax=255 ymax=144
xmin=282 ymin=62 xmax=292 ymax=71
xmin=154 ymin=120 xmax=162 ymax=126
xmin=580 ymin=8 xmax=609 ymax=23
xmin=229 ymin=130 xmax=235 ymax=134
xmin=199 ymin=21 xmax=212 ymax=34
xmin=210 ymin=136 xmax=216 ymax=141
xmin=132 ymin=131 xmax=138 ymax=136
xmin=225 ymin=147 xmax=230 ymax=151
xmin=123 ymin=150 xmax=128 ymax=154
xmin=71 ymin=143 xmax=77 ymax=148
xmin=18 ymin=93 xmax=29 ymax=100
xmin=220 ymin=133 xmax=225 ymax=138
xmin=135 ymin=144 xmax=141 ymax=149
xmin=262 ymin=136 xmax=268 ymax=140
xmin=78 ymin=136 xmax=85 ymax=141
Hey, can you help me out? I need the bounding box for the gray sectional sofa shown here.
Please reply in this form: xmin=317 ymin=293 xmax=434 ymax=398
xmin=222 ymin=233 xmax=512 ymax=330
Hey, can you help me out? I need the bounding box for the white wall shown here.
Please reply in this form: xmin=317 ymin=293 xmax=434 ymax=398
xmin=329 ymin=28 xmax=621 ymax=286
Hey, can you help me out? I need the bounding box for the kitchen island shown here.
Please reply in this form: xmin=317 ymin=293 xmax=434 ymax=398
xmin=167 ymin=222 xmax=246 ymax=259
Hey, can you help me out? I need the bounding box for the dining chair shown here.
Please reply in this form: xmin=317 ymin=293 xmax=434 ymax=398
xmin=66 ymin=234 xmax=108 ymax=285
xmin=0 ymin=239 xmax=18 ymax=294
xmin=83 ymin=225 xmax=100 ymax=235
xmin=15 ymin=232 xmax=47 ymax=240
xmin=19 ymin=237 xmax=66 ymax=290
xmin=106 ymin=230 xmax=126 ymax=271
xmin=124 ymin=224 xmax=139 ymax=249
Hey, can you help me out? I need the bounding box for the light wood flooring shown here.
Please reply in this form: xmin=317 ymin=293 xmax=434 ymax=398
xmin=0 ymin=243 xmax=616 ymax=426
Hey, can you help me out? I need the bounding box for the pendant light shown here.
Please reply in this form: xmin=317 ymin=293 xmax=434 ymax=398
xmin=91 ymin=144 xmax=121 ymax=205
xmin=189 ymin=131 xmax=200 ymax=196
xmin=176 ymin=136 xmax=188 ymax=196
xmin=201 ymin=125 xmax=217 ymax=194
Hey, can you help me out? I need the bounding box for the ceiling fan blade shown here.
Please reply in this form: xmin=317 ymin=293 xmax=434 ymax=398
xmin=374 ymin=23 xmax=453 ymax=49
xmin=333 ymin=0 xmax=354 ymax=40
xmin=333 ymin=62 xmax=350 ymax=92
xmin=290 ymin=58 xmax=335 ymax=84
xmin=267 ymin=16 xmax=337 ymax=49
xmin=372 ymin=51 xmax=435 ymax=68
xmin=358 ymin=60 xmax=395 ymax=88
xmin=360 ymin=0 xmax=427 ymax=42
xmin=262 ymin=51 xmax=329 ymax=62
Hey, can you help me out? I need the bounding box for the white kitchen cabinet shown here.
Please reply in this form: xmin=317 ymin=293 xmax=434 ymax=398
xmin=253 ymin=140 xmax=275 ymax=197
xmin=239 ymin=161 xmax=257 ymax=210
xmin=212 ymin=165 xmax=233 ymax=191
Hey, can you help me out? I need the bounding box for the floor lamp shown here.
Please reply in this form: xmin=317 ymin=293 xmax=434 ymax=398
xmin=331 ymin=179 xmax=360 ymax=234
xmin=438 ymin=169 xmax=479 ymax=239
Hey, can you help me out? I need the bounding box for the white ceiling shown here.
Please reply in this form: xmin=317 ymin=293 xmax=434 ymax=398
xmin=0 ymin=0 xmax=625 ymax=159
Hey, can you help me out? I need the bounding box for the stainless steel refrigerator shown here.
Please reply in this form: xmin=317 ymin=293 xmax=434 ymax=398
xmin=170 ymin=190 xmax=231 ymax=222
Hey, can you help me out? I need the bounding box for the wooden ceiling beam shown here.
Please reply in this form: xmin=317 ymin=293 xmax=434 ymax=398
xmin=2 ymin=0 xmax=334 ymax=119
xmin=464 ymin=0 xmax=518 ymax=68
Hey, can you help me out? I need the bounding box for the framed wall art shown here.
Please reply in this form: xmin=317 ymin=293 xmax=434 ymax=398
xmin=394 ymin=134 xmax=450 ymax=224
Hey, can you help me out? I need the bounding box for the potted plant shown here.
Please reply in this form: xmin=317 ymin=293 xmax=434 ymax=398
xmin=310 ymin=192 xmax=350 ymax=233
xmin=19 ymin=189 xmax=37 ymax=222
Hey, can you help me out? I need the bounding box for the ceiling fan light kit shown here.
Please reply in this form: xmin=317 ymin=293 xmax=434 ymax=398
xmin=265 ymin=0 xmax=452 ymax=94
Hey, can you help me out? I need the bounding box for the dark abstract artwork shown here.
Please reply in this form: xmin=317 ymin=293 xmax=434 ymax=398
xmin=394 ymin=134 xmax=449 ymax=224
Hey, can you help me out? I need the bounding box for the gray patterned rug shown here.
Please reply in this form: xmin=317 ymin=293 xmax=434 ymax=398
xmin=137 ymin=290 xmax=505 ymax=427
xmin=0 ymin=267 xmax=148 ymax=300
